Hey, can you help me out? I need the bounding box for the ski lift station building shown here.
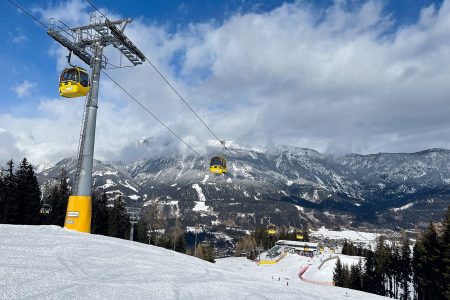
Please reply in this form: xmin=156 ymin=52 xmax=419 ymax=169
xmin=275 ymin=240 xmax=320 ymax=254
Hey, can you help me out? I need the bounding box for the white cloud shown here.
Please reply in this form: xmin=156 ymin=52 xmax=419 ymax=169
xmin=9 ymin=27 xmax=29 ymax=45
xmin=11 ymin=80 xmax=37 ymax=98
xmin=4 ymin=0 xmax=450 ymax=166
xmin=0 ymin=129 xmax=25 ymax=165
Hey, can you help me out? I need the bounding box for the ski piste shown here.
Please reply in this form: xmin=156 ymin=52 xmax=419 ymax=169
xmin=0 ymin=225 xmax=387 ymax=300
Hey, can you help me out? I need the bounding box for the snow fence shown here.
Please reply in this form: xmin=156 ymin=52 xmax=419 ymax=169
xmin=298 ymin=265 xmax=334 ymax=286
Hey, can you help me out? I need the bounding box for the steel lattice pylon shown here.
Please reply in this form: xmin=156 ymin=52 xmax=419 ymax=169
xmin=48 ymin=13 xmax=145 ymax=233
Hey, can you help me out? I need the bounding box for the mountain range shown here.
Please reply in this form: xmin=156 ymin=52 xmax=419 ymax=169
xmin=38 ymin=146 xmax=450 ymax=230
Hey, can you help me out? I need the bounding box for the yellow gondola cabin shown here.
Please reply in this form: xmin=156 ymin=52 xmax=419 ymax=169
xmin=209 ymin=155 xmax=227 ymax=174
xmin=59 ymin=67 xmax=90 ymax=98
xmin=266 ymin=224 xmax=277 ymax=235
xmin=296 ymin=230 xmax=304 ymax=240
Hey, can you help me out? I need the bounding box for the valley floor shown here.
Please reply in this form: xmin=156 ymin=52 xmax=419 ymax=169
xmin=0 ymin=225 xmax=386 ymax=300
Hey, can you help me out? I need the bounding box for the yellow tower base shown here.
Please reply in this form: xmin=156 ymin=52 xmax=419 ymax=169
xmin=64 ymin=195 xmax=92 ymax=233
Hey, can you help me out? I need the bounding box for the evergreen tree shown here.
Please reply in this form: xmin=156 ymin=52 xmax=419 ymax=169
xmin=412 ymin=222 xmax=442 ymax=300
xmin=399 ymin=236 xmax=412 ymax=300
xmin=411 ymin=209 xmax=450 ymax=300
xmin=386 ymin=244 xmax=394 ymax=299
xmin=108 ymin=197 xmax=130 ymax=239
xmin=333 ymin=258 xmax=343 ymax=286
xmin=203 ymin=244 xmax=216 ymax=263
xmin=3 ymin=160 xmax=19 ymax=224
xmin=92 ymin=190 xmax=109 ymax=235
xmin=136 ymin=217 xmax=150 ymax=244
xmin=342 ymin=264 xmax=351 ymax=288
xmin=439 ymin=206 xmax=450 ymax=299
xmin=342 ymin=241 xmax=359 ymax=256
xmin=363 ymin=249 xmax=377 ymax=294
xmin=0 ymin=169 xmax=5 ymax=223
xmin=350 ymin=260 xmax=363 ymax=290
xmin=15 ymin=158 xmax=41 ymax=225
xmin=374 ymin=236 xmax=389 ymax=296
xmin=174 ymin=233 xmax=186 ymax=253
xmin=47 ymin=170 xmax=70 ymax=227
xmin=342 ymin=240 xmax=349 ymax=255
xmin=392 ymin=243 xmax=401 ymax=298
xmin=413 ymin=239 xmax=426 ymax=300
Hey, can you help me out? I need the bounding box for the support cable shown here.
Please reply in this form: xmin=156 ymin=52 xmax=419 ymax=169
xmin=6 ymin=0 xmax=203 ymax=159
xmin=102 ymin=71 xmax=202 ymax=158
xmin=86 ymin=0 xmax=227 ymax=149
xmin=6 ymin=0 xmax=47 ymax=28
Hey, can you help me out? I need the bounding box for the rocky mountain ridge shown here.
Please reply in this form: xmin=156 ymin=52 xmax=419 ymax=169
xmin=38 ymin=146 xmax=450 ymax=230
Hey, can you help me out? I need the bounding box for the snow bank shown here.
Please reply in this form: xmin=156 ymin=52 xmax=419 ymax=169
xmin=392 ymin=202 xmax=414 ymax=212
xmin=311 ymin=227 xmax=377 ymax=245
xmin=302 ymin=255 xmax=363 ymax=283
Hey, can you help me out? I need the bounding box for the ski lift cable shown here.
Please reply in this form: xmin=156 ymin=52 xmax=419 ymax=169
xmin=87 ymin=1 xmax=267 ymax=180
xmin=86 ymin=0 xmax=227 ymax=150
xmin=102 ymin=71 xmax=202 ymax=158
xmin=7 ymin=0 xmax=260 ymax=178
xmin=6 ymin=0 xmax=48 ymax=29
xmin=5 ymin=0 xmax=202 ymax=159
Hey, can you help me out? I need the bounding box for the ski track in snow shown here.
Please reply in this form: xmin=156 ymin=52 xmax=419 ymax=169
xmin=192 ymin=184 xmax=206 ymax=202
xmin=192 ymin=184 xmax=209 ymax=212
xmin=123 ymin=180 xmax=138 ymax=193
xmin=202 ymin=175 xmax=209 ymax=183
xmin=0 ymin=225 xmax=386 ymax=300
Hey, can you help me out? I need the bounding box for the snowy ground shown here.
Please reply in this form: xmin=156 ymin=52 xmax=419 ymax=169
xmin=311 ymin=226 xmax=379 ymax=247
xmin=0 ymin=225 xmax=386 ymax=300
xmin=300 ymin=254 xmax=363 ymax=282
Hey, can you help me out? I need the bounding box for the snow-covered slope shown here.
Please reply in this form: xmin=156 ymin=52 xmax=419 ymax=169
xmin=0 ymin=225 xmax=386 ymax=300
xmin=311 ymin=227 xmax=379 ymax=246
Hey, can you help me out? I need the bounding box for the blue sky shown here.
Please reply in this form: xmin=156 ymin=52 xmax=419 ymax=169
xmin=1 ymin=0 xmax=450 ymax=165
xmin=1 ymin=0 xmax=443 ymax=115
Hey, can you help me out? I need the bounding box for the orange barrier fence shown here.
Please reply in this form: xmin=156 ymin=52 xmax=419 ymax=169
xmin=298 ymin=265 xmax=334 ymax=286
xmin=298 ymin=265 xmax=309 ymax=276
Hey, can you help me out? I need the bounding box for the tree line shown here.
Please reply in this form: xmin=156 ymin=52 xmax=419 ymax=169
xmin=0 ymin=159 xmax=42 ymax=225
xmin=133 ymin=207 xmax=216 ymax=262
xmin=232 ymin=225 xmax=311 ymax=260
xmin=0 ymin=158 xmax=133 ymax=239
xmin=334 ymin=206 xmax=450 ymax=300
xmin=0 ymin=158 xmax=216 ymax=262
